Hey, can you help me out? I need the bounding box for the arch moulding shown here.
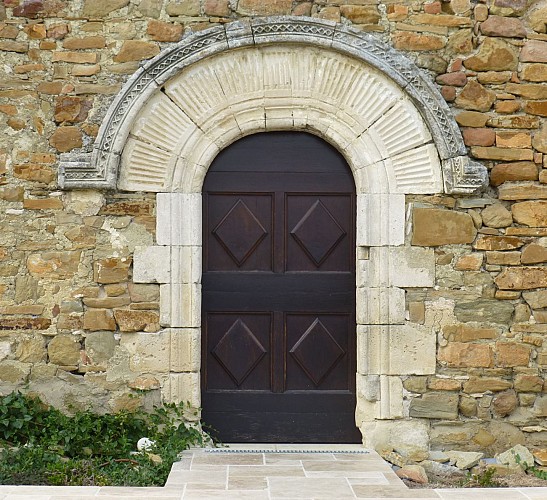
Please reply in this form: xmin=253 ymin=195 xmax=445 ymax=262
xmin=59 ymin=17 xmax=488 ymax=445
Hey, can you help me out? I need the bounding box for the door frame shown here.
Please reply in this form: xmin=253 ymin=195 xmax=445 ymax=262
xmin=60 ymin=17 xmax=487 ymax=446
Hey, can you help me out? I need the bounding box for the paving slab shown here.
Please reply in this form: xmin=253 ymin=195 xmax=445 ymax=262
xmin=0 ymin=445 xmax=545 ymax=499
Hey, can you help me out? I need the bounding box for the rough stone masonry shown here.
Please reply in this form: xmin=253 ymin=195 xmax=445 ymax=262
xmin=0 ymin=0 xmax=546 ymax=456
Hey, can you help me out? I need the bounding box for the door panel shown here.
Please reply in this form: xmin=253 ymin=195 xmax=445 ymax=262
xmin=201 ymin=132 xmax=359 ymax=443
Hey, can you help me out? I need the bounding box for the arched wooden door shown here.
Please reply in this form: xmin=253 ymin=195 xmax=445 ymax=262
xmin=201 ymin=132 xmax=359 ymax=443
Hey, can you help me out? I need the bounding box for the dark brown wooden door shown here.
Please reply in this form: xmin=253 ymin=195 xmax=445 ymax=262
xmin=201 ymin=132 xmax=359 ymax=443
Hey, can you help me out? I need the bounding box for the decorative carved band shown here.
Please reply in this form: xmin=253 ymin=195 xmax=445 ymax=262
xmin=59 ymin=16 xmax=486 ymax=194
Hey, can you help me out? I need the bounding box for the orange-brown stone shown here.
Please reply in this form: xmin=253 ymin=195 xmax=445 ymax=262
xmin=464 ymin=37 xmax=518 ymax=72
xmin=455 ymin=81 xmax=496 ymax=112
xmin=438 ymin=343 xmax=494 ymax=368
xmin=392 ymin=32 xmax=445 ymax=51
xmin=512 ymin=201 xmax=547 ymax=227
xmin=113 ymin=41 xmax=160 ymax=63
xmin=473 ymin=235 xmax=525 ymax=250
xmin=496 ymin=342 xmax=531 ymax=367
xmin=495 ymin=267 xmax=547 ymax=290
xmin=412 ymin=208 xmax=476 ymax=246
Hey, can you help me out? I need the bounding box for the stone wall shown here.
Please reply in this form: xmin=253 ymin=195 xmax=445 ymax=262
xmin=0 ymin=0 xmax=546 ymax=452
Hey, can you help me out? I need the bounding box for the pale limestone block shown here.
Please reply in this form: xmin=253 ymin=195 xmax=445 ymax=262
xmin=171 ymin=246 xmax=201 ymax=284
xmin=359 ymin=374 xmax=380 ymax=402
xmin=120 ymin=330 xmax=170 ymax=373
xmin=357 ymin=246 xmax=434 ymax=289
xmin=201 ymin=112 xmax=242 ymax=150
xmin=424 ymin=297 xmax=457 ymax=331
xmin=338 ymin=70 xmax=402 ymax=129
xmin=64 ymin=190 xmax=104 ymax=216
xmin=160 ymin=283 xmax=201 ymax=328
xmin=356 ymin=194 xmax=405 ymax=246
xmin=165 ymin=63 xmax=228 ymax=128
xmin=164 ymin=372 xmax=200 ymax=408
xmin=265 ymin=104 xmax=296 ymax=130
xmin=369 ymin=97 xmax=432 ymax=160
xmin=119 ymin=137 xmax=177 ymax=192
xmin=133 ymin=246 xmax=170 ymax=283
xmin=130 ymin=92 xmax=199 ymax=156
xmin=356 ymin=287 xmax=405 ymax=325
xmin=173 ymin=159 xmax=210 ymax=194
xmin=379 ymin=375 xmax=403 ymax=419
xmin=353 ymin=161 xmax=391 ymax=194
xmin=357 ymin=325 xmax=436 ymax=376
xmin=156 ymin=193 xmax=201 ymax=246
xmin=173 ymin=126 xmax=217 ymax=169
xmin=232 ymin=99 xmax=266 ymax=135
xmin=390 ymin=144 xmax=443 ymax=194
xmin=346 ymin=131 xmax=384 ymax=168
xmin=356 ymin=375 xmax=403 ymax=421
xmin=355 ymin=387 xmax=380 ymax=423
xmin=360 ymin=420 xmax=430 ymax=458
xmin=388 ymin=246 xmax=435 ymax=288
xmin=170 ymin=328 xmax=200 ymax=372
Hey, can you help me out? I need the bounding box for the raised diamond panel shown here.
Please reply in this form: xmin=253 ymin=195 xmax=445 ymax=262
xmin=212 ymin=318 xmax=267 ymax=386
xmin=290 ymin=318 xmax=345 ymax=386
xmin=291 ymin=200 xmax=346 ymax=267
xmin=213 ymin=199 xmax=267 ymax=266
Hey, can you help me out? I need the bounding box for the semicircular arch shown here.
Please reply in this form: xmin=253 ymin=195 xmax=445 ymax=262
xmin=59 ymin=17 xmax=487 ymax=194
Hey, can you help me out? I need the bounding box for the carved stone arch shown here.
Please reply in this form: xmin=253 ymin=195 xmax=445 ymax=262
xmin=59 ymin=17 xmax=487 ymax=194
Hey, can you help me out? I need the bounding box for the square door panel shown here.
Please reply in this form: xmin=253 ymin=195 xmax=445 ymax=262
xmin=206 ymin=194 xmax=273 ymax=272
xmin=205 ymin=312 xmax=272 ymax=391
xmin=285 ymin=313 xmax=351 ymax=391
xmin=286 ymin=194 xmax=352 ymax=272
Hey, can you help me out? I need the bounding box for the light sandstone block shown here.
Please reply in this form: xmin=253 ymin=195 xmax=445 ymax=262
xmin=357 ymin=194 xmax=405 ymax=246
xmin=357 ymin=324 xmax=436 ymax=375
xmin=130 ymin=92 xmax=198 ymax=156
xmin=356 ymin=287 xmax=405 ymax=325
xmin=119 ymin=137 xmax=177 ymax=192
xmin=171 ymin=246 xmax=201 ymax=284
xmin=121 ymin=330 xmax=170 ymax=373
xmin=368 ymin=98 xmax=432 ymax=160
xmin=390 ymin=144 xmax=443 ymax=194
xmin=164 ymin=372 xmax=200 ymax=408
xmin=356 ymin=375 xmax=403 ymax=420
xmin=156 ymin=193 xmax=201 ymax=246
xmin=357 ymin=246 xmax=435 ymax=289
xmin=170 ymin=328 xmax=200 ymax=372
xmin=133 ymin=245 xmax=170 ymax=283
xmin=359 ymin=420 xmax=430 ymax=459
xmin=160 ymin=283 xmax=201 ymax=328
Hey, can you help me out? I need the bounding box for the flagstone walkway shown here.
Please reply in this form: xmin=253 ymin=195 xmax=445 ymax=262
xmin=0 ymin=444 xmax=545 ymax=499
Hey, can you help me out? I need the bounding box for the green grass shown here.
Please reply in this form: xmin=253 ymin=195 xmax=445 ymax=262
xmin=0 ymin=391 xmax=207 ymax=486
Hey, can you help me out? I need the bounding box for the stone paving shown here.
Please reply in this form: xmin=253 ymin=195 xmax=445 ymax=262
xmin=0 ymin=445 xmax=546 ymax=499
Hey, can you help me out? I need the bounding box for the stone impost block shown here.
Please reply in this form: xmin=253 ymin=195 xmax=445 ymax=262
xmin=133 ymin=246 xmax=170 ymax=283
xmin=357 ymin=194 xmax=405 ymax=247
xmin=357 ymin=324 xmax=436 ymax=376
xmin=357 ymin=246 xmax=435 ymax=289
xmin=357 ymin=287 xmax=405 ymax=325
xmin=170 ymin=328 xmax=200 ymax=372
xmin=160 ymin=283 xmax=201 ymax=328
xmin=121 ymin=330 xmax=170 ymax=373
xmin=156 ymin=193 xmax=201 ymax=246
xmin=164 ymin=372 xmax=200 ymax=408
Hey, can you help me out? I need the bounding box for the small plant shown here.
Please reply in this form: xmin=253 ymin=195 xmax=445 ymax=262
xmin=464 ymin=466 xmax=500 ymax=488
xmin=515 ymin=453 xmax=547 ymax=481
xmin=0 ymin=391 xmax=207 ymax=486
